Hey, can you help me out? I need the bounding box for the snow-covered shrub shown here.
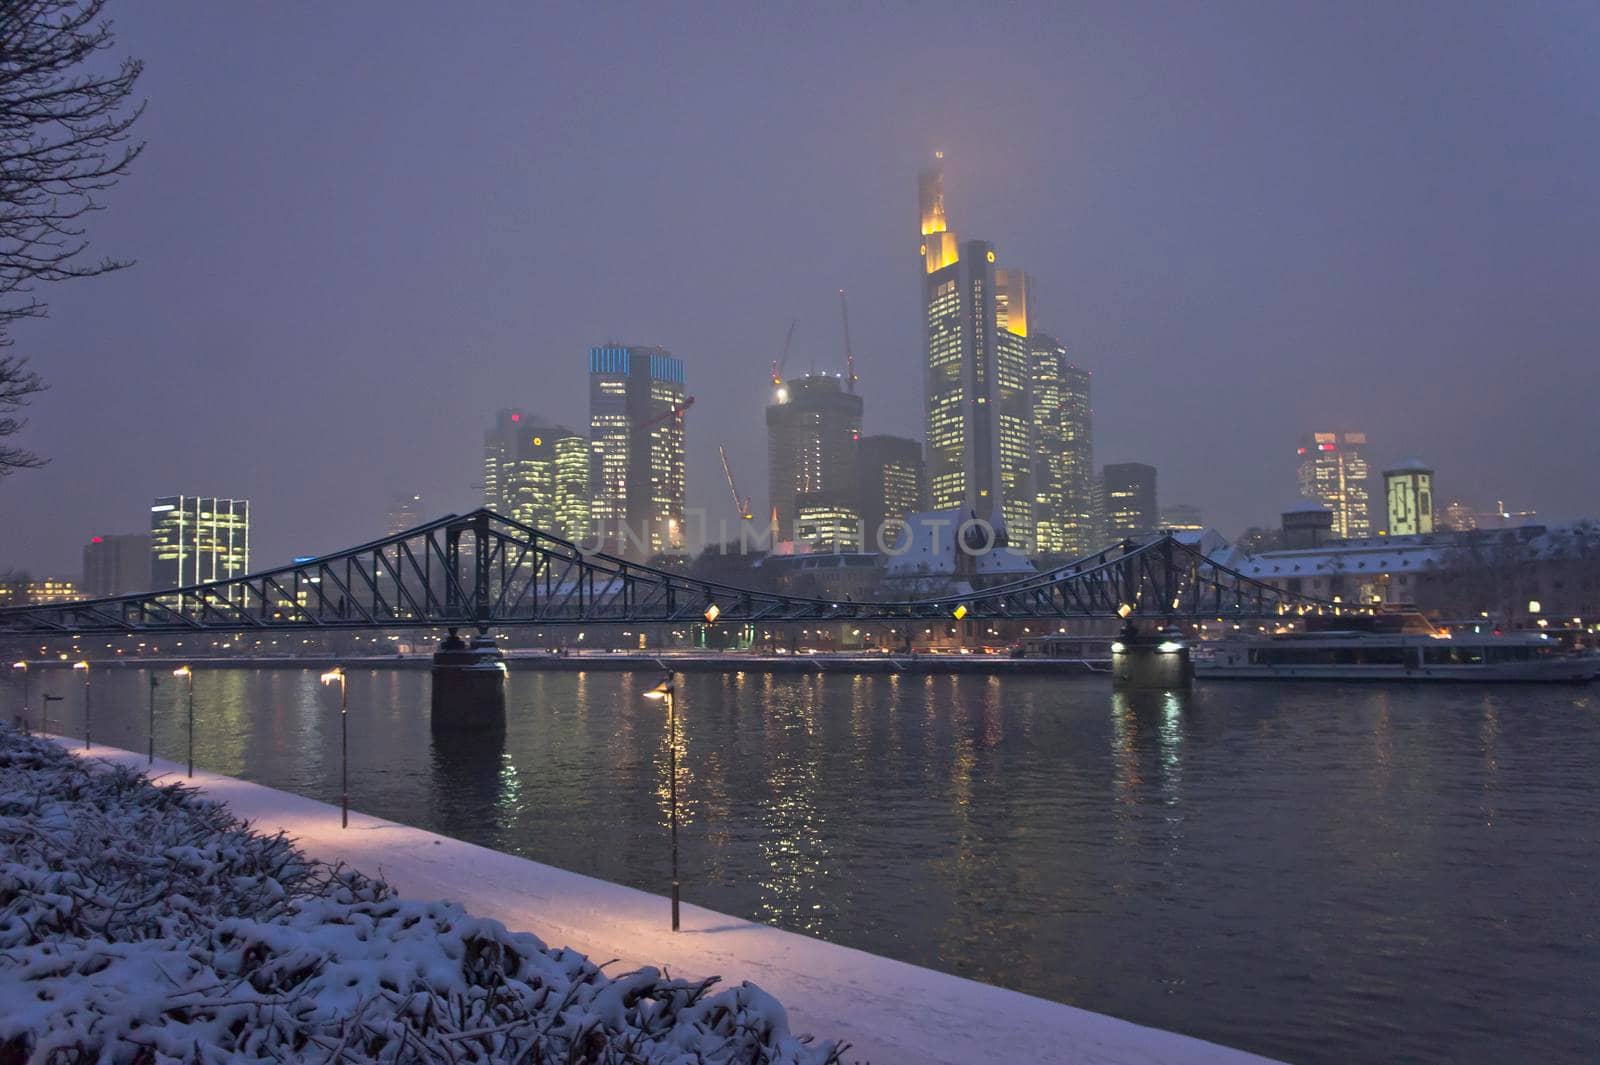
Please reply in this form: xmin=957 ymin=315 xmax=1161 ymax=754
xmin=0 ymin=728 xmax=846 ymax=1063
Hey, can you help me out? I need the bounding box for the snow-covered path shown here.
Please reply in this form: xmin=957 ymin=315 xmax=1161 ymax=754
xmin=46 ymin=736 xmax=1281 ymax=1065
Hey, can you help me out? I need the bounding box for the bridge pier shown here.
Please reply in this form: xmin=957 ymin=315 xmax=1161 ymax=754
xmin=430 ymin=627 xmax=507 ymax=733
xmin=1111 ymin=623 xmax=1193 ymax=690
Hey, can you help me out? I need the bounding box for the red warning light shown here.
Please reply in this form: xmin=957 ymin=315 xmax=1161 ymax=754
xmin=510 ymin=413 xmax=521 ymax=422
xmin=1296 ymin=447 xmax=1307 ymax=455
xmin=1318 ymin=443 xmax=1336 ymax=451
xmin=90 ymin=536 xmax=103 ymax=543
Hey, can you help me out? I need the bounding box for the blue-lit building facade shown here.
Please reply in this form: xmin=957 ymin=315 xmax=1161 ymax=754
xmin=588 ymin=345 xmax=687 ymax=559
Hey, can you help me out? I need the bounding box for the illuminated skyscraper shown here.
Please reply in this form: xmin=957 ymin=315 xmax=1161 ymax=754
xmin=588 ymin=345 xmax=686 ymax=559
xmin=766 ymin=373 xmax=862 ymax=549
xmin=856 ymin=434 xmax=925 ymax=551
xmin=1296 ymin=432 xmax=1371 ymax=539
xmin=150 ymin=496 xmax=250 ymax=589
xmin=385 ymin=492 xmax=424 ymax=536
xmin=482 ymin=409 xmax=589 ymax=540
xmin=919 ymin=155 xmax=1034 ymax=548
xmin=1100 ymin=464 xmax=1158 ymax=541
xmin=1384 ymin=459 xmax=1434 ymax=536
xmin=1029 ymin=332 xmax=1095 ymax=556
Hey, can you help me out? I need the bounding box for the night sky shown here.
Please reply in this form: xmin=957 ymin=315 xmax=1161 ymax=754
xmin=5 ymin=2 xmax=1598 ymax=576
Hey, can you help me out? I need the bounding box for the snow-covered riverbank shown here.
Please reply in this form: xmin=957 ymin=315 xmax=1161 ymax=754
xmin=0 ymin=729 xmax=841 ymax=1063
xmin=20 ymin=732 xmax=1282 ymax=1065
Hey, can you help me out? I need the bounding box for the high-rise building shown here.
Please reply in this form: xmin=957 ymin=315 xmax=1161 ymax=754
xmin=856 ymin=434 xmax=925 ymax=552
xmin=1384 ymin=460 xmax=1434 ymax=536
xmin=150 ymin=496 xmax=250 ymax=589
xmin=588 ymin=345 xmax=686 ymax=559
xmin=1100 ymin=464 xmax=1158 ymax=541
xmin=1029 ymin=333 xmax=1096 ymax=556
xmin=553 ymin=435 xmax=590 ymax=545
xmin=766 ymin=374 xmax=862 ymax=550
xmin=82 ymin=532 xmax=152 ymax=597
xmin=385 ymin=493 xmax=424 ymax=537
xmin=1296 ymin=432 xmax=1371 ymax=538
xmin=482 ymin=410 xmax=589 ymax=540
xmin=920 ymin=155 xmax=1034 ymax=549
xmin=1159 ymin=504 xmax=1205 ymax=532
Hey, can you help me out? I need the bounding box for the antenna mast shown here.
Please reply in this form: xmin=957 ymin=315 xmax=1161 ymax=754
xmin=839 ymin=288 xmax=858 ymax=393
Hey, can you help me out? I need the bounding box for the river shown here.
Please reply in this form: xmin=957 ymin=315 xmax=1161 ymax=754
xmin=23 ymin=666 xmax=1599 ymax=1064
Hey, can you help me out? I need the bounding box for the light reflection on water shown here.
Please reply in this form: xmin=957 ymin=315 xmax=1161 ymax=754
xmin=26 ymin=667 xmax=1600 ymax=1065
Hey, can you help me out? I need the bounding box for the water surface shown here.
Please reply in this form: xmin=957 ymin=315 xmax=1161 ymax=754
xmin=30 ymin=668 xmax=1599 ymax=1064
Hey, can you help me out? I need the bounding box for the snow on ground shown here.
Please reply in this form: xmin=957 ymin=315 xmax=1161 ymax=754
xmin=0 ymin=728 xmax=840 ymax=1063
xmin=31 ymin=732 xmax=1283 ymax=1065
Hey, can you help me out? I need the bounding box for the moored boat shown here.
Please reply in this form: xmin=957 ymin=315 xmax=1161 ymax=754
xmin=1195 ymin=613 xmax=1598 ymax=683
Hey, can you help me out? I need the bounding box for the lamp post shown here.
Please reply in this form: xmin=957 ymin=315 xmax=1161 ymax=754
xmin=173 ymin=667 xmax=193 ymax=776
xmin=11 ymin=662 xmax=27 ymax=733
xmin=642 ymin=675 xmax=680 ymax=931
xmin=320 ymin=667 xmax=348 ymax=828
xmin=72 ymin=661 xmax=90 ymax=750
xmin=147 ymin=673 xmax=159 ymax=764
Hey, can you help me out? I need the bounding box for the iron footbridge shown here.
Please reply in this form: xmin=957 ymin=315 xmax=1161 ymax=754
xmin=0 ymin=510 xmax=1346 ymax=636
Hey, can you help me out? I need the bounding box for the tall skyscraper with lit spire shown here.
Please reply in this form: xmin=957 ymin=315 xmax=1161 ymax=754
xmin=919 ymin=154 xmax=1034 ymax=548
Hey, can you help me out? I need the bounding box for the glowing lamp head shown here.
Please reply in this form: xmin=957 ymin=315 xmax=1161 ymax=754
xmin=1117 ymin=603 xmax=1133 ymax=619
xmin=320 ymin=667 xmax=345 ymax=686
xmin=172 ymin=665 xmax=191 ymax=678
xmin=72 ymin=660 xmax=89 ymax=671
xmin=703 ymin=603 xmax=721 ymax=624
xmin=642 ymin=677 xmax=673 ymax=701
xmin=11 ymin=661 xmax=26 ymax=670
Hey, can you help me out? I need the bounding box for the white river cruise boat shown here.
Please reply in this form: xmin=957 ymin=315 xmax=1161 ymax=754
xmin=1195 ymin=614 xmax=1598 ymax=683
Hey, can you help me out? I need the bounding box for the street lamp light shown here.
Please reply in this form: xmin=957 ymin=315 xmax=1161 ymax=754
xmin=72 ymin=661 xmax=90 ymax=750
xmin=641 ymin=675 xmax=680 ymax=931
xmin=11 ymin=662 xmax=28 ymax=734
xmin=321 ymin=667 xmax=348 ymax=828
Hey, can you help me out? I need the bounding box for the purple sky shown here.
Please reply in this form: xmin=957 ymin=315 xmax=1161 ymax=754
xmin=5 ymin=2 xmax=1599 ymax=575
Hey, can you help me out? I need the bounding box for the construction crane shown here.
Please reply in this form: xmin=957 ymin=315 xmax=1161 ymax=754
xmin=719 ymin=445 xmax=753 ymax=521
xmin=839 ymin=289 xmax=858 ymax=393
xmin=637 ymin=395 xmax=695 ymax=432
xmin=770 ymin=318 xmax=798 ymax=401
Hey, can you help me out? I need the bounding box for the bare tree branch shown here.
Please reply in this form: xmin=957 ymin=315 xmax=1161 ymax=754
xmin=0 ymin=0 xmax=143 ymax=474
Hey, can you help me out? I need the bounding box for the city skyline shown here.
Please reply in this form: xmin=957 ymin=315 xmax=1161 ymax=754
xmin=4 ymin=3 xmax=1597 ymax=574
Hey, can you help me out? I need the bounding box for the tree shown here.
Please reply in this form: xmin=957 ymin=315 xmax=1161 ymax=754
xmin=0 ymin=354 xmax=43 ymax=474
xmin=0 ymin=0 xmax=143 ymax=474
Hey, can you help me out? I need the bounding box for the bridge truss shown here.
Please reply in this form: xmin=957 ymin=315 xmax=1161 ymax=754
xmin=0 ymin=510 xmax=1348 ymax=637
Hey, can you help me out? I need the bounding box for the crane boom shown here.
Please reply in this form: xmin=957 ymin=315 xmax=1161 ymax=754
xmin=770 ymin=317 xmax=798 ymax=395
xmin=719 ymin=445 xmax=753 ymax=520
xmin=638 ymin=395 xmax=695 ymax=431
xmin=839 ymin=289 xmax=858 ymax=393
